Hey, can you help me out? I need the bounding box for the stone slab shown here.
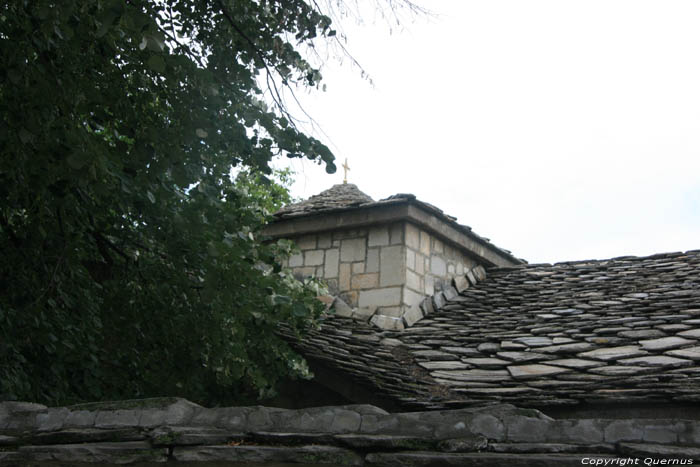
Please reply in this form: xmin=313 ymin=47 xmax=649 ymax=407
xmin=507 ymin=364 xmax=570 ymax=380
xmin=639 ymin=336 xmax=695 ymax=351
xmin=173 ymin=444 xmax=363 ymax=465
xmin=513 ymin=337 xmax=553 ymax=347
xmin=462 ymin=358 xmax=510 ymax=368
xmin=497 ymin=352 xmax=548 ymax=363
xmin=418 ymin=361 xmax=470 ymax=371
xmin=430 ymin=369 xmax=511 ymax=383
xmin=537 ymin=343 xmax=595 ymax=354
xmin=618 ymin=355 xmax=692 ymax=368
xmin=546 ymin=358 xmax=601 ymax=369
xmin=578 ymin=345 xmax=648 ymax=361
xmin=18 ymin=441 xmax=167 ymax=464
xmin=667 ymin=346 xmax=700 ymax=360
xmin=678 ymin=329 xmax=700 ymax=339
xmin=588 ymin=365 xmax=654 ymax=376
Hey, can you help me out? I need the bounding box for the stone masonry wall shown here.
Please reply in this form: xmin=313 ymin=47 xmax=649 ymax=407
xmin=284 ymin=222 xmax=482 ymax=330
xmin=404 ymin=221 xmax=478 ymax=305
xmin=2 ymin=397 xmax=700 ymax=465
xmin=284 ymin=223 xmax=405 ymax=317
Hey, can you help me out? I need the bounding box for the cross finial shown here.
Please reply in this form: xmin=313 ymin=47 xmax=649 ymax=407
xmin=342 ymin=158 xmax=350 ymax=184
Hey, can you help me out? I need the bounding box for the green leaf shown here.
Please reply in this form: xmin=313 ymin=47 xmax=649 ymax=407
xmin=147 ymin=55 xmax=165 ymax=73
xmin=67 ymin=152 xmax=89 ymax=170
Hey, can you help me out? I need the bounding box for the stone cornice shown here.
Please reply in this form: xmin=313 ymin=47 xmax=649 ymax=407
xmin=264 ymin=199 xmax=522 ymax=268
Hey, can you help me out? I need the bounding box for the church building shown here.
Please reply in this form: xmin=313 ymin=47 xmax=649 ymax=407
xmin=264 ymin=182 xmax=700 ymax=420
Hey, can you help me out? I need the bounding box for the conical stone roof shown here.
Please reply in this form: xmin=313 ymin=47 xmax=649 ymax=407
xmin=274 ymin=183 xmax=374 ymax=219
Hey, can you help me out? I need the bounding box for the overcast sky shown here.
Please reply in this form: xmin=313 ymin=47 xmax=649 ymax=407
xmin=276 ymin=0 xmax=700 ymax=264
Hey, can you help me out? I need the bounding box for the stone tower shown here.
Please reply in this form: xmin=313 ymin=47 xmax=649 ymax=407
xmin=264 ymin=184 xmax=522 ymax=330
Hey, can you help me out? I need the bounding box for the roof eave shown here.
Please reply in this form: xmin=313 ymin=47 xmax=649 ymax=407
xmin=264 ymin=200 xmax=522 ymax=268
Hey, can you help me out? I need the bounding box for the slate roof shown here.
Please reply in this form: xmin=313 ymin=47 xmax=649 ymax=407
xmin=286 ymin=250 xmax=700 ymax=410
xmin=274 ymin=184 xmax=375 ymax=218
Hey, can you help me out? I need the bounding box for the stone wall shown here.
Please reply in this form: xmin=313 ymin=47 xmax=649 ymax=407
xmin=2 ymin=397 xmax=700 ymax=465
xmin=285 ymin=221 xmax=481 ymax=330
xmin=284 ymin=223 xmax=404 ymax=315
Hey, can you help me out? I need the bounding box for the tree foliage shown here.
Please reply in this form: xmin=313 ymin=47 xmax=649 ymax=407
xmin=0 ymin=0 xmax=340 ymax=405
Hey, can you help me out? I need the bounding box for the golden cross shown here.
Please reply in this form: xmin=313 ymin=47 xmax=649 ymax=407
xmin=342 ymin=158 xmax=350 ymax=184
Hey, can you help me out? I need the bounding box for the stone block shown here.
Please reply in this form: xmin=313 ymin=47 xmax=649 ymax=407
xmin=366 ymin=248 xmax=379 ymax=273
xmin=406 ymin=269 xmax=421 ymax=292
xmin=376 ymin=306 xmax=403 ymax=318
xmin=317 ymin=233 xmax=331 ymax=249
xmin=465 ymin=269 xmax=477 ymax=285
xmin=368 ymin=226 xmax=389 ymax=246
xmin=473 ymin=265 xmax=487 ymax=281
xmin=403 ymin=305 xmax=424 ymax=327
xmin=434 ymin=419 xmax=472 ymax=439
xmin=293 ymin=266 xmax=315 ymax=278
xmin=139 ymin=399 xmax=200 ymax=428
xmin=643 ymin=423 xmax=682 ymax=443
xmin=94 ymin=410 xmax=140 ymax=429
xmin=403 ymin=287 xmax=424 ymax=308
xmin=556 ymin=419 xmax=604 ymax=444
xmin=324 ymin=248 xmax=339 ymax=278
xmin=453 ymin=275 xmax=470 ymax=293
xmin=304 ymin=249 xmax=324 ymax=266
xmin=405 ymin=223 xmax=419 ymax=249
xmin=359 ymin=414 xmax=400 ymax=434
xmin=359 ymin=287 xmax=401 ymax=307
xmin=340 ymin=238 xmax=366 ymax=262
xmin=352 ymin=307 xmax=377 ymax=321
xmin=419 ymin=231 xmax=431 ymax=255
xmin=603 ymin=420 xmax=643 ymax=443
xmin=468 ymin=414 xmax=505 ymax=440
xmin=415 ymin=253 xmax=425 ymax=274
xmin=447 ymin=263 xmax=455 ymax=275
xmin=64 ymin=410 xmax=97 ymax=429
xmin=430 ymin=256 xmax=447 ymax=276
xmin=35 ymin=408 xmax=69 ymax=432
xmin=433 ymin=238 xmax=443 ymax=254
xmin=406 ymin=248 xmax=415 ymax=270
xmin=329 ymin=410 xmax=361 ymax=433
xmin=296 ymin=235 xmax=316 ymax=250
xmin=425 ymin=275 xmax=434 ymax=295
xmin=352 ymin=262 xmax=365 ymax=274
xmin=339 ymin=291 xmax=358 ymax=307
xmin=380 ymin=245 xmax=404 ymax=287
xmin=420 ymin=297 xmax=435 ymax=316
xmin=332 ymin=298 xmax=353 ymax=318
xmin=389 ymin=223 xmax=404 ymax=245
xmin=288 ymin=253 xmax=303 ymax=267
xmin=339 ymin=263 xmax=351 ymax=291
xmin=351 ymin=273 xmax=379 ymax=290
xmin=505 ymin=417 xmax=552 ymax=442
xmin=20 ymin=441 xmax=168 ymax=464
xmin=370 ymin=314 xmax=405 ymax=331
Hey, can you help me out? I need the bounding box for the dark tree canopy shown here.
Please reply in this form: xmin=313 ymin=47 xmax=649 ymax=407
xmin=0 ymin=0 xmax=344 ymax=405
